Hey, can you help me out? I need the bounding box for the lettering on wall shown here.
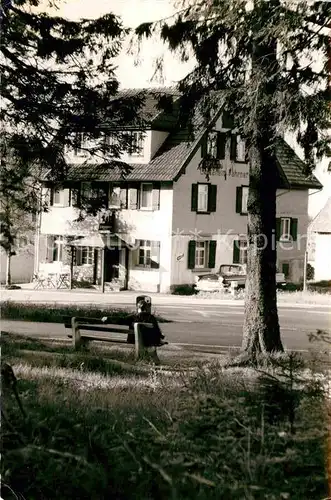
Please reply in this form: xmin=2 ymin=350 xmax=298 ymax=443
xmin=197 ymin=164 xmax=249 ymax=180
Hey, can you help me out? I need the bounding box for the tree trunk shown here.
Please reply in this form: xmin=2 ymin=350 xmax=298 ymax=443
xmin=242 ymin=137 xmax=284 ymax=360
xmin=241 ymin=0 xmax=283 ymax=362
xmin=6 ymin=251 xmax=12 ymax=287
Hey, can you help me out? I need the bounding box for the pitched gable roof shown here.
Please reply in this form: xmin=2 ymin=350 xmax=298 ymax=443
xmin=275 ymin=138 xmax=323 ymax=190
xmin=310 ymin=197 xmax=331 ymax=233
xmin=42 ymin=88 xmax=323 ymax=189
xmin=110 ymin=87 xmax=181 ymax=131
xmin=65 ymin=131 xmax=322 ymax=188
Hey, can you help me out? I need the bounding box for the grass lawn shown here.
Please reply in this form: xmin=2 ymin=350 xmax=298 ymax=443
xmin=1 ymin=333 xmax=329 ymax=500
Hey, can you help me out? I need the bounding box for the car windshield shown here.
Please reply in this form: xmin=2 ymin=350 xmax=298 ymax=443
xmin=220 ymin=265 xmax=244 ymax=275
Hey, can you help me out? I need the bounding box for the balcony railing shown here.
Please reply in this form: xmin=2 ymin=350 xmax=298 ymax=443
xmin=98 ymin=210 xmax=117 ymax=233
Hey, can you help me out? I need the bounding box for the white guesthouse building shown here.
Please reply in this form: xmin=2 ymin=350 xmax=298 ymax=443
xmin=35 ymin=90 xmax=322 ymax=292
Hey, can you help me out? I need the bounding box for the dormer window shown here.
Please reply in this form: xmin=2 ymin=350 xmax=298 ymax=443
xmin=74 ymin=132 xmax=88 ymax=157
xmin=202 ymin=131 xmax=226 ymax=160
xmin=207 ymin=131 xmax=218 ymax=158
xmin=129 ymin=131 xmax=144 ymax=157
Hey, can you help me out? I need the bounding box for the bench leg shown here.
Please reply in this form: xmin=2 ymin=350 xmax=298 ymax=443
xmin=133 ymin=323 xmax=147 ymax=360
xmin=71 ymin=317 xmax=82 ymax=350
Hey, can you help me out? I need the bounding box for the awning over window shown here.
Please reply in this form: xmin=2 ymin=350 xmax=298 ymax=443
xmin=67 ymin=233 xmax=135 ymax=248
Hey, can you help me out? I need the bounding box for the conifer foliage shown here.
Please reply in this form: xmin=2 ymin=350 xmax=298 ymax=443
xmin=1 ymin=0 xmax=146 ymax=176
xmin=136 ymin=0 xmax=331 ymax=361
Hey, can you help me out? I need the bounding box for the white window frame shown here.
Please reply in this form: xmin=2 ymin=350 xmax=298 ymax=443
xmin=74 ymin=132 xmax=88 ymax=157
xmin=52 ymin=235 xmax=64 ymax=262
xmin=238 ymin=239 xmax=248 ymax=265
xmin=140 ymin=183 xmax=153 ymax=210
xmin=81 ymin=246 xmax=94 ymax=266
xmin=280 ymin=218 xmax=291 ymax=241
xmin=241 ymin=186 xmax=249 ymax=214
xmin=236 ymin=135 xmax=246 ymax=162
xmin=52 ymin=188 xmax=65 ymax=207
xmin=109 ymin=185 xmax=121 ymax=208
xmin=137 ymin=240 xmax=160 ymax=269
xmin=130 ymin=131 xmax=144 ymax=157
xmin=195 ymin=241 xmax=209 ymax=268
xmin=207 ymin=130 xmax=218 ymax=158
xmin=197 ymin=183 xmax=209 ymax=213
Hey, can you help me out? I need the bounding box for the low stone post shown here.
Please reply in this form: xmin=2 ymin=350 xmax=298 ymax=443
xmin=231 ymin=281 xmax=238 ymax=297
xmin=133 ymin=322 xmax=160 ymax=364
xmin=71 ymin=317 xmax=81 ymax=350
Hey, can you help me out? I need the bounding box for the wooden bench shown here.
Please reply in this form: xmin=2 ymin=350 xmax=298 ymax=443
xmin=63 ymin=316 xmax=167 ymax=361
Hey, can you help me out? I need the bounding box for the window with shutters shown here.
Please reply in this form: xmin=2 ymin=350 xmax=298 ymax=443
xmin=195 ymin=241 xmax=209 ymax=268
xmin=192 ymin=183 xmax=217 ymax=213
xmin=233 ymin=239 xmax=247 ymax=264
xmin=202 ymin=131 xmax=226 ymax=160
xmin=197 ymin=184 xmax=209 ymax=212
xmin=231 ymin=135 xmax=247 ymax=162
xmin=280 ymin=218 xmax=291 ymax=241
xmin=52 ymin=235 xmax=64 ymax=262
xmin=236 ymin=185 xmax=249 ymax=214
xmin=80 ymin=246 xmax=94 ymax=265
xmin=109 ymin=185 xmax=127 ymax=209
xmin=241 ymin=186 xmax=249 ymax=214
xmin=188 ymin=240 xmax=216 ymax=269
xmin=136 ymin=240 xmax=160 ymax=269
xmin=80 ymin=182 xmax=108 ymax=206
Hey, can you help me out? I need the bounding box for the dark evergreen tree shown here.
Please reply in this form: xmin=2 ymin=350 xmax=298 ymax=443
xmin=136 ymin=0 xmax=331 ymax=362
xmin=0 ymin=0 xmax=147 ymax=282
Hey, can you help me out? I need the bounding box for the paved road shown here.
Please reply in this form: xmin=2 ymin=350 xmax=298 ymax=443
xmin=2 ymin=303 xmax=330 ymax=352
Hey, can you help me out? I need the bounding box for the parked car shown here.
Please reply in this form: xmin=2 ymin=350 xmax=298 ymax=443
xmin=195 ymin=264 xmax=286 ymax=292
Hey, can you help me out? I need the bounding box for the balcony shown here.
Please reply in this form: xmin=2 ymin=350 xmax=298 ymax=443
xmin=98 ymin=209 xmax=117 ymax=233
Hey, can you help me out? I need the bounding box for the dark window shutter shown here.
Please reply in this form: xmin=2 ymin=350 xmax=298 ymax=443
xmin=188 ymin=240 xmax=196 ymax=269
xmin=208 ymin=240 xmax=217 ymax=268
xmin=208 ymin=184 xmax=217 ymax=212
xmin=217 ymin=132 xmax=226 ymax=159
xmin=201 ymin=134 xmax=208 ymax=158
xmin=120 ymin=187 xmax=128 ymax=209
xmin=191 ymin=184 xmax=198 ymax=212
xmin=276 ymin=218 xmax=281 ymax=241
xmin=236 ymin=186 xmax=242 ymax=213
xmin=50 ymin=188 xmax=54 ymax=206
xmin=230 ymin=134 xmax=237 ymax=161
xmin=76 ymin=247 xmax=82 ymax=266
xmin=47 ymin=235 xmax=54 ymax=262
xmin=233 ymin=240 xmax=240 ymax=263
xmin=282 ymin=263 xmax=290 ymax=278
xmin=290 ymin=218 xmax=298 ymax=241
xmin=244 ymin=142 xmax=249 ymax=163
xmin=222 ymin=111 xmax=234 ymax=129
xmin=152 ymin=184 xmax=160 ymax=210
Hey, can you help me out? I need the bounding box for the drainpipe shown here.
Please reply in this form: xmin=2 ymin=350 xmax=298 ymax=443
xmin=34 ymin=199 xmax=42 ymax=275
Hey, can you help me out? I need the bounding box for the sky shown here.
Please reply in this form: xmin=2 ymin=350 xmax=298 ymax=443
xmin=52 ymin=0 xmax=195 ymax=88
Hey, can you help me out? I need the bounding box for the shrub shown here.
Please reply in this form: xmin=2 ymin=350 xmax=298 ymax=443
xmin=306 ymin=263 xmax=315 ymax=281
xmin=170 ymin=284 xmax=198 ymax=295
